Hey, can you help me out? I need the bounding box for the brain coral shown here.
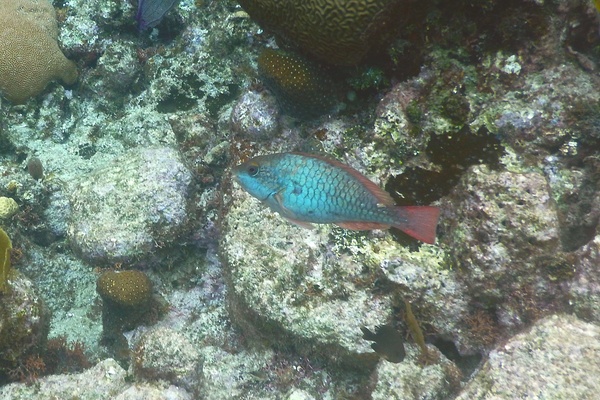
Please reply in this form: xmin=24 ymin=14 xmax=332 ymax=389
xmin=237 ymin=0 xmax=403 ymax=65
xmin=258 ymin=48 xmax=337 ymax=119
xmin=0 ymin=0 xmax=78 ymax=104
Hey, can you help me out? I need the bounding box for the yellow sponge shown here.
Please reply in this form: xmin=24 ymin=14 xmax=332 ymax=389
xmin=0 ymin=0 xmax=78 ymax=104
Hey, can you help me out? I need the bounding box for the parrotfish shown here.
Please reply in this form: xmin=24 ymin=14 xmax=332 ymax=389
xmin=232 ymin=153 xmax=440 ymax=243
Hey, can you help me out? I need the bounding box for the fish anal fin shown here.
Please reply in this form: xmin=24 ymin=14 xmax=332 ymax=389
xmin=284 ymin=216 xmax=315 ymax=229
xmin=336 ymin=221 xmax=391 ymax=230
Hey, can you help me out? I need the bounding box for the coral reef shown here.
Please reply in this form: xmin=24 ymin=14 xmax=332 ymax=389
xmin=0 ymin=0 xmax=77 ymax=103
xmin=1 ymin=0 xmax=600 ymax=398
xmin=222 ymin=177 xmax=460 ymax=398
xmin=222 ymin=186 xmax=393 ymax=368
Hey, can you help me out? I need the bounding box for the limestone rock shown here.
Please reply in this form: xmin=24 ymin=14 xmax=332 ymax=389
xmin=0 ymin=358 xmax=127 ymax=399
xmin=456 ymin=314 xmax=600 ymax=399
xmin=132 ymin=326 xmax=202 ymax=392
xmin=371 ymin=346 xmax=461 ymax=400
xmin=222 ymin=184 xmax=397 ymax=368
xmin=441 ymin=165 xmax=564 ymax=342
xmin=0 ymin=271 xmax=51 ymax=376
xmin=569 ymin=234 xmax=600 ymax=323
xmin=68 ymin=147 xmax=192 ymax=263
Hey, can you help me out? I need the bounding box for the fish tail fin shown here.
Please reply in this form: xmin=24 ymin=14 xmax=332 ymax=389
xmin=392 ymin=206 xmax=440 ymax=244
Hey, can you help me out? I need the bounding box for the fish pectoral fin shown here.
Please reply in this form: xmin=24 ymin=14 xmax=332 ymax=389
xmin=273 ymin=190 xmax=286 ymax=207
xmin=272 ymin=190 xmax=314 ymax=229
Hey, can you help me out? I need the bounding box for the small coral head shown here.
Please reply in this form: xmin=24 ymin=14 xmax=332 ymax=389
xmin=96 ymin=270 xmax=152 ymax=307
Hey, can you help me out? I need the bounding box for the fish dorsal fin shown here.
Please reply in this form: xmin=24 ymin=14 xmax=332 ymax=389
xmin=291 ymin=152 xmax=395 ymax=206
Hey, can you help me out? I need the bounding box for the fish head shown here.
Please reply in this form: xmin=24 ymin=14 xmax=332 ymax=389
xmin=232 ymin=155 xmax=282 ymax=201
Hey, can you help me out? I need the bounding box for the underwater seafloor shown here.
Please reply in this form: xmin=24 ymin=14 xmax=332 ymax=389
xmin=1 ymin=0 xmax=600 ymax=398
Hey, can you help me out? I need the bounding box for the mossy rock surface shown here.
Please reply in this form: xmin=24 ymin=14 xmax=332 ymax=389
xmin=0 ymin=271 xmax=51 ymax=376
xmin=222 ymin=184 xmax=397 ymax=367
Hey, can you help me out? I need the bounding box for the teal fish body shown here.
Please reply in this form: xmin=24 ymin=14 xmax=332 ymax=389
xmin=233 ymin=153 xmax=439 ymax=243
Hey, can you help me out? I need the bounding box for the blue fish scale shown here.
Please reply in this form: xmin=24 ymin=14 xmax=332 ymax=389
xmin=270 ymin=154 xmax=395 ymax=224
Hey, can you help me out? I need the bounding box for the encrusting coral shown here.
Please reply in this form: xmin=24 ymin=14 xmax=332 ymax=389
xmin=0 ymin=0 xmax=78 ymax=104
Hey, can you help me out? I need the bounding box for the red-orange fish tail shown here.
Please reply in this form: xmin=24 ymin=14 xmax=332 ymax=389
xmin=392 ymin=206 xmax=440 ymax=244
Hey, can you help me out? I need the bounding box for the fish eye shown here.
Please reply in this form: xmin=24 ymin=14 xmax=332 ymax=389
xmin=247 ymin=164 xmax=259 ymax=176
